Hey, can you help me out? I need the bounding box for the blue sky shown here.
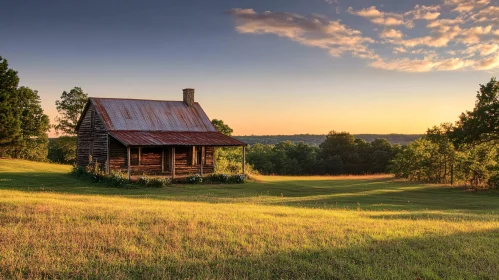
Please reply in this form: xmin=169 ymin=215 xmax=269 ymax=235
xmin=1 ymin=0 xmax=498 ymax=135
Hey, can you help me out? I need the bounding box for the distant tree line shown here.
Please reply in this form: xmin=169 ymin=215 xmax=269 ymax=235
xmin=246 ymin=133 xmax=400 ymax=175
xmin=390 ymin=78 xmax=499 ymax=190
xmin=235 ymin=134 xmax=422 ymax=146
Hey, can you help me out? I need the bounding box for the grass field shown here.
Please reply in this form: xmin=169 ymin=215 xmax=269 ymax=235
xmin=1 ymin=159 xmax=499 ymax=279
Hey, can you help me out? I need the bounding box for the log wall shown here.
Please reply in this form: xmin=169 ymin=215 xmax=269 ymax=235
xmin=77 ymin=104 xmax=108 ymax=167
xmin=108 ymin=141 xmax=215 ymax=176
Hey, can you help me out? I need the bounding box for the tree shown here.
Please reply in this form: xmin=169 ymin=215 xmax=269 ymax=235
xmin=452 ymin=78 xmax=499 ymax=146
xmin=47 ymin=136 xmax=77 ymax=164
xmin=212 ymin=119 xmax=234 ymax=136
xmin=55 ymin=87 xmax=88 ymax=135
xmin=0 ymin=56 xmax=21 ymax=147
xmin=11 ymin=87 xmax=50 ymax=160
xmin=0 ymin=57 xmax=50 ymax=160
xmin=319 ymin=131 xmax=359 ymax=174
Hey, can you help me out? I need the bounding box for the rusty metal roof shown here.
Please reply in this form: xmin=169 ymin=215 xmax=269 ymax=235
xmin=109 ymin=131 xmax=246 ymax=146
xmin=90 ymin=98 xmax=217 ymax=132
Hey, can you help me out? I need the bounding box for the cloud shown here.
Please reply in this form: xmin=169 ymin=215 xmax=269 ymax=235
xmin=392 ymin=25 xmax=461 ymax=47
xmin=426 ymin=17 xmax=466 ymax=28
xmin=407 ymin=5 xmax=441 ymax=20
xmin=229 ymin=1 xmax=499 ymax=72
xmin=393 ymin=46 xmax=407 ymax=53
xmin=444 ymin=0 xmax=490 ymax=13
xmin=475 ymin=55 xmax=499 ymax=70
xmin=348 ymin=6 xmax=413 ymax=28
xmin=471 ymin=5 xmax=499 ymax=23
xmin=457 ymin=25 xmax=493 ymax=44
xmin=370 ymin=57 xmax=474 ymax=72
xmin=462 ymin=43 xmax=499 ymax=56
xmin=380 ymin=29 xmax=404 ymax=39
xmin=228 ymin=8 xmax=376 ymax=59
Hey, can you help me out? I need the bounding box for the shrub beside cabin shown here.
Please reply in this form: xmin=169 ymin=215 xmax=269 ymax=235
xmin=75 ymin=89 xmax=246 ymax=180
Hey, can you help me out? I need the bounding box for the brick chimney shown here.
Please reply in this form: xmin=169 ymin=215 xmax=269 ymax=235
xmin=183 ymin=88 xmax=195 ymax=106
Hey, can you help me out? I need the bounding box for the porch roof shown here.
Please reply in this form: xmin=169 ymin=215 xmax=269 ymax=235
xmin=109 ymin=131 xmax=246 ymax=147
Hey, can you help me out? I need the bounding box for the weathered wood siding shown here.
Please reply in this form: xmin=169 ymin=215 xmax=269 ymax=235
xmin=107 ymin=142 xmax=215 ymax=175
xmin=77 ymin=104 xmax=108 ymax=167
xmin=109 ymin=137 xmax=127 ymax=170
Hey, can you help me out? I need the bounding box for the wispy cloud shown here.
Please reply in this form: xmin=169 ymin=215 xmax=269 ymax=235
xmin=229 ymin=0 xmax=499 ymax=72
xmin=347 ymin=6 xmax=413 ymax=28
xmin=228 ymin=9 xmax=377 ymax=59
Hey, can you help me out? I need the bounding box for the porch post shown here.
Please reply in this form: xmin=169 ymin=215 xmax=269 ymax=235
xmin=127 ymin=146 xmax=131 ymax=181
xmin=106 ymin=135 xmax=110 ymax=174
xmin=161 ymin=148 xmax=165 ymax=173
xmin=242 ymin=145 xmax=246 ymax=175
xmin=200 ymin=146 xmax=205 ymax=176
xmin=172 ymin=146 xmax=176 ymax=179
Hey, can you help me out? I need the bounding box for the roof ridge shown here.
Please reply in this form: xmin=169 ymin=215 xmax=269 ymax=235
xmin=90 ymin=97 xmax=199 ymax=103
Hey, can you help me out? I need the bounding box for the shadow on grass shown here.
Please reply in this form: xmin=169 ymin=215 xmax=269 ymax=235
xmin=1 ymin=171 xmax=499 ymax=213
xmin=196 ymin=228 xmax=499 ymax=279
xmin=10 ymin=228 xmax=497 ymax=279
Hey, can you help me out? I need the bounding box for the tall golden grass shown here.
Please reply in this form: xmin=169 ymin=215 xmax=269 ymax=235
xmin=0 ymin=159 xmax=498 ymax=279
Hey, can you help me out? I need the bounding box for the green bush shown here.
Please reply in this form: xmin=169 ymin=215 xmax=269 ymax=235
xmin=186 ymin=174 xmax=203 ymax=184
xmin=207 ymin=173 xmax=230 ymax=183
xmin=138 ymin=175 xmax=171 ymax=188
xmin=230 ymin=174 xmax=245 ymax=184
xmin=105 ymin=171 xmax=128 ymax=188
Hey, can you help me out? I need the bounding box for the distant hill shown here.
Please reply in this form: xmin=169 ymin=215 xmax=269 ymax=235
xmin=234 ymin=134 xmax=423 ymax=146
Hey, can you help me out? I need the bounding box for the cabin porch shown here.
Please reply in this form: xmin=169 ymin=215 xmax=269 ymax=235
xmin=107 ymin=137 xmax=246 ymax=180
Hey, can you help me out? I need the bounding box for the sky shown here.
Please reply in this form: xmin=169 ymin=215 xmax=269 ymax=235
xmin=1 ymin=0 xmax=498 ymax=136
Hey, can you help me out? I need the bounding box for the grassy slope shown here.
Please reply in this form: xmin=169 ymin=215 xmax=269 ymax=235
xmin=0 ymin=159 xmax=498 ymax=279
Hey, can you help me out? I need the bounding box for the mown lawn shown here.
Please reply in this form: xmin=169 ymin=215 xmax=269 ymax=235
xmin=0 ymin=159 xmax=498 ymax=279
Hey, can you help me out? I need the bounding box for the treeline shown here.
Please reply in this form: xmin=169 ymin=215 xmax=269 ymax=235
xmin=235 ymin=134 xmax=422 ymax=146
xmin=246 ymin=132 xmax=400 ymax=175
xmin=390 ymin=78 xmax=499 ymax=190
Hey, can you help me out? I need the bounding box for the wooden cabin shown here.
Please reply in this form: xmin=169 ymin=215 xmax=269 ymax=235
xmin=75 ymin=88 xmax=246 ymax=179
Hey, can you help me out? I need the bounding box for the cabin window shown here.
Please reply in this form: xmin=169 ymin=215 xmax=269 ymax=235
xmin=130 ymin=148 xmax=139 ymax=166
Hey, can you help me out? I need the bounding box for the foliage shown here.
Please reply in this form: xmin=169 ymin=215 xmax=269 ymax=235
xmin=206 ymin=173 xmax=245 ymax=184
xmin=390 ymin=79 xmax=499 ymax=190
xmin=186 ymin=174 xmax=203 ymax=184
xmin=207 ymin=173 xmax=230 ymax=183
xmin=0 ymin=57 xmax=50 ymax=160
xmin=2 ymin=159 xmax=499 ymax=279
xmin=54 ymin=87 xmax=88 ymax=135
xmin=138 ymin=175 xmax=171 ymax=188
xmin=452 ymin=78 xmax=499 ymax=146
xmin=0 ymin=56 xmax=21 ymax=147
xmin=211 ymin=119 xmax=233 ymax=136
xmin=235 ymin=134 xmax=422 ymax=146
xmin=455 ymin=143 xmax=498 ymax=190
xmin=391 ymin=124 xmax=499 ymax=190
xmin=105 ymin=171 xmax=129 ymax=188
xmin=247 ymin=134 xmax=399 ymax=175
xmin=231 ymin=174 xmax=245 ymax=183
xmin=47 ymin=136 xmax=77 ymax=164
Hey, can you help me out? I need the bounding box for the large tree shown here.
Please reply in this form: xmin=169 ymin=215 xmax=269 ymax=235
xmin=55 ymin=87 xmax=88 ymax=135
xmin=0 ymin=56 xmax=21 ymax=146
xmin=10 ymin=87 xmax=51 ymax=160
xmin=0 ymin=57 xmax=50 ymax=160
xmin=452 ymin=78 xmax=499 ymax=146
